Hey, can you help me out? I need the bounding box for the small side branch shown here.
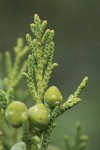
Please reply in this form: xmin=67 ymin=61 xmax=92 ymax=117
xmin=41 ymin=77 xmax=88 ymax=150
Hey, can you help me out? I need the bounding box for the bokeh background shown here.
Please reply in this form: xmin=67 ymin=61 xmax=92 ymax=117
xmin=0 ymin=0 xmax=100 ymax=150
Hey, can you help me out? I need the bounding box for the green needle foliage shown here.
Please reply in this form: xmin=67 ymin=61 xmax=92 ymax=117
xmin=41 ymin=77 xmax=88 ymax=150
xmin=25 ymin=14 xmax=58 ymax=102
xmin=22 ymin=14 xmax=88 ymax=150
xmin=4 ymin=37 xmax=29 ymax=102
xmin=64 ymin=122 xmax=88 ymax=150
xmin=0 ymin=38 xmax=29 ymax=149
xmin=0 ymin=14 xmax=88 ymax=150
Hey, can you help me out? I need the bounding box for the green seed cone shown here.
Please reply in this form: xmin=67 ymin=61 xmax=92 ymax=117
xmin=5 ymin=101 xmax=28 ymax=128
xmin=44 ymin=86 xmax=63 ymax=108
xmin=28 ymin=103 xmax=50 ymax=130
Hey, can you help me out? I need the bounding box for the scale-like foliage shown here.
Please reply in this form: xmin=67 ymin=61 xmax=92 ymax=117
xmin=0 ymin=14 xmax=88 ymax=150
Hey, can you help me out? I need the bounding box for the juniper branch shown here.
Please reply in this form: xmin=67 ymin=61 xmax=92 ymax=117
xmin=5 ymin=51 xmax=12 ymax=79
xmin=41 ymin=77 xmax=88 ymax=150
xmin=4 ymin=37 xmax=29 ymax=91
xmin=22 ymin=121 xmax=32 ymax=150
xmin=26 ymin=14 xmax=57 ymax=103
xmin=27 ymin=54 xmax=37 ymax=101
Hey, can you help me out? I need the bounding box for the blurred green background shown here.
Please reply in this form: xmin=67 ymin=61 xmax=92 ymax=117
xmin=0 ymin=0 xmax=100 ymax=150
